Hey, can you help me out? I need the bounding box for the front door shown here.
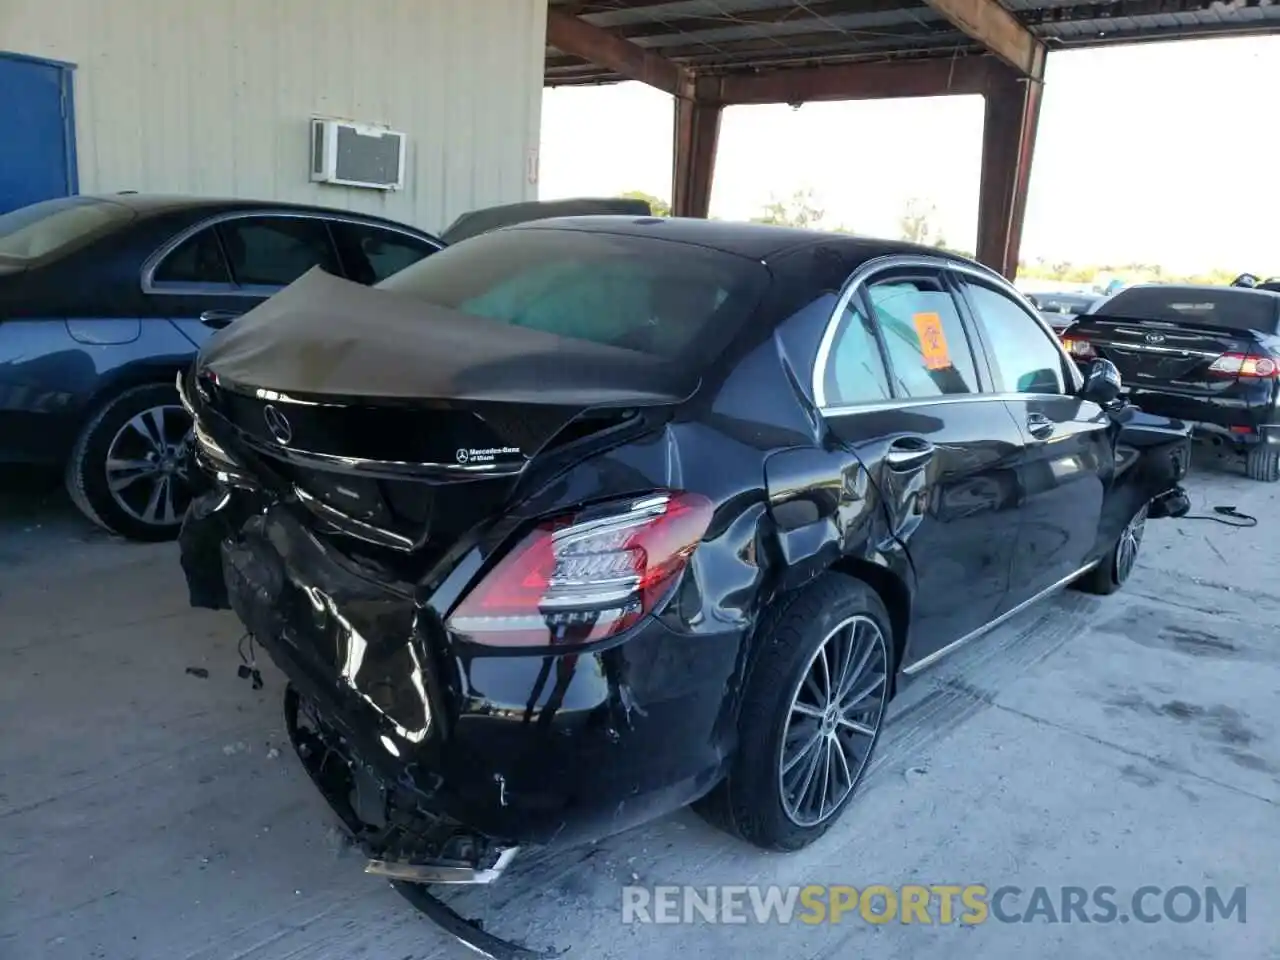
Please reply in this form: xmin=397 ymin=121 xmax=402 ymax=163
xmin=0 ymin=54 xmax=76 ymax=214
xmin=819 ymin=263 xmax=1023 ymax=670
xmin=953 ymin=271 xmax=1112 ymax=605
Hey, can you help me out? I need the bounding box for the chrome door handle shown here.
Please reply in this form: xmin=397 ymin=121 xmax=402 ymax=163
xmin=885 ymin=436 xmax=936 ymax=470
xmin=1026 ymin=413 xmax=1055 ymax=440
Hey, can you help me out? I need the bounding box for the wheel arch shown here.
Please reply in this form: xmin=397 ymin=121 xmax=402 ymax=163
xmin=75 ymin=356 xmax=190 ymax=436
xmin=827 ymin=556 xmax=912 ymax=674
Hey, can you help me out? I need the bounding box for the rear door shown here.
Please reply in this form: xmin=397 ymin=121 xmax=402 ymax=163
xmin=818 ymin=260 xmax=1024 ymax=669
xmin=954 ymin=269 xmax=1111 ymax=605
xmin=146 ymin=212 xmax=343 ymax=345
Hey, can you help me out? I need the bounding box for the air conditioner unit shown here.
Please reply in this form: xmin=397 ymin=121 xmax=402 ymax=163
xmin=310 ymin=118 xmax=406 ymax=191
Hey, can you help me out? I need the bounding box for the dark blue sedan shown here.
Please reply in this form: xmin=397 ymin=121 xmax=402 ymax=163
xmin=0 ymin=194 xmax=444 ymax=539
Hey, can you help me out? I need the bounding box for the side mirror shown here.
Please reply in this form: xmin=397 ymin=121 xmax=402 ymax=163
xmin=1080 ymin=358 xmax=1122 ymax=406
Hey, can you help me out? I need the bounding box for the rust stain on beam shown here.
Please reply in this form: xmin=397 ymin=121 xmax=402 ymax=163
xmin=710 ymin=56 xmax=991 ymax=105
xmin=546 ymin=7 xmax=689 ymax=95
xmin=919 ymin=0 xmax=1045 ymax=76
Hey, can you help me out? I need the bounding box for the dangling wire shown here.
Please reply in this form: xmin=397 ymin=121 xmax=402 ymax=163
xmin=236 ymin=631 xmax=264 ymax=689
xmin=1181 ymin=505 xmax=1258 ymax=528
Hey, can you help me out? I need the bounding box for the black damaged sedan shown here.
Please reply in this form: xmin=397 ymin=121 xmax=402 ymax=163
xmin=178 ymin=217 xmax=1190 ymax=951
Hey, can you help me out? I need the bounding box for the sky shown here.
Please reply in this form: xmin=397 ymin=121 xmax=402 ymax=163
xmin=539 ymin=36 xmax=1280 ymax=275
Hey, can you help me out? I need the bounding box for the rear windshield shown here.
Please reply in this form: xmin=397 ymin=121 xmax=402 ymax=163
xmin=0 ymin=196 xmax=134 ymax=263
xmin=1096 ymin=286 xmax=1279 ymax=333
xmin=378 ymin=226 xmax=769 ymax=360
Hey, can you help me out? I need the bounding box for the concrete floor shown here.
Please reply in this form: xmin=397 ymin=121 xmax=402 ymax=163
xmin=2 ymin=450 xmax=1278 ymax=960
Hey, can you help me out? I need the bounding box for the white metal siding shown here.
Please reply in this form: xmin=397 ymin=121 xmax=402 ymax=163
xmin=1 ymin=0 xmax=547 ymax=233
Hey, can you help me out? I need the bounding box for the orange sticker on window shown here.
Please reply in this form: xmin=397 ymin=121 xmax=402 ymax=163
xmin=912 ymin=311 xmax=952 ymax=370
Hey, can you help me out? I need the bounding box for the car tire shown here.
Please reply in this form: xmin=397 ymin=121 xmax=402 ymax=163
xmin=1073 ymin=500 xmax=1149 ymax=596
xmin=1244 ymin=446 xmax=1280 ymax=483
xmin=65 ymin=382 xmax=194 ymax=542
xmin=699 ymin=573 xmax=895 ymax=851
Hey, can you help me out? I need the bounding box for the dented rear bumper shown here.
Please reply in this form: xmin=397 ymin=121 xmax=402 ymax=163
xmin=179 ymin=490 xmax=741 ymax=853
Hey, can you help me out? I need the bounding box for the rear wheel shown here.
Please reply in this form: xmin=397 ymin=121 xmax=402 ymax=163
xmin=65 ymin=383 xmax=194 ymax=541
xmin=1244 ymin=446 xmax=1280 ymax=483
xmin=701 ymin=574 xmax=893 ymax=851
xmin=1074 ymin=501 xmax=1148 ymax=596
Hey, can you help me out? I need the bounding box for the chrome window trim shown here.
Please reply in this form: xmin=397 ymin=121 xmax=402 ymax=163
xmin=820 ymin=391 xmax=1074 ymax=419
xmin=139 ymin=209 xmax=444 ymax=297
xmin=812 ymin=253 xmax=1084 ymax=413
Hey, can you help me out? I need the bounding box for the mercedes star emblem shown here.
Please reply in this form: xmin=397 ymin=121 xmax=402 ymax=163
xmin=263 ymin=404 xmax=293 ymax=445
xmin=456 ymin=448 xmax=470 ymax=464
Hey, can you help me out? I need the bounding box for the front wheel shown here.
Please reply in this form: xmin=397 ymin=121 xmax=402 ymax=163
xmin=1074 ymin=501 xmax=1148 ymax=596
xmin=701 ymin=574 xmax=894 ymax=851
xmin=65 ymin=383 xmax=194 ymax=541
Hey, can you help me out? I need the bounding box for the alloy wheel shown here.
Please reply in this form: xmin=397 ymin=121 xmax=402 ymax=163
xmin=1115 ymin=503 xmax=1148 ymax=584
xmin=778 ymin=614 xmax=890 ymax=827
xmin=104 ymin=404 xmax=194 ymax=528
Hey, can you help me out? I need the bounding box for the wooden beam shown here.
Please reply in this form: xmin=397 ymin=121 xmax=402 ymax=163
xmin=710 ymin=56 xmax=990 ymax=106
xmin=672 ymin=99 xmax=723 ymax=218
xmin=976 ymin=61 xmax=1044 ymax=278
xmin=919 ymin=0 xmax=1045 ymax=77
xmin=546 ymin=7 xmax=689 ymax=95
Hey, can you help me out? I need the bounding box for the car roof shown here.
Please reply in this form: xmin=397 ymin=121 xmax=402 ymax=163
xmin=81 ymin=193 xmax=428 ymax=233
xmin=508 ymin=215 xmax=983 ymax=268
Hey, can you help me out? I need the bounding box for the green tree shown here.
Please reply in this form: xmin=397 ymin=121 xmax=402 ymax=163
xmin=899 ymin=197 xmax=944 ymax=247
xmin=618 ymin=190 xmax=670 ymax=217
xmin=753 ymin=188 xmax=826 ymax=229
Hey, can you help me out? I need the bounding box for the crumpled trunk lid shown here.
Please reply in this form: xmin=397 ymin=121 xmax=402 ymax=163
xmin=191 ymin=268 xmax=689 ymax=551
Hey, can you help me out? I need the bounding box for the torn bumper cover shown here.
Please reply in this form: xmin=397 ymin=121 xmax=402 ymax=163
xmin=180 ymin=491 xmax=735 ymax=955
xmin=178 ymin=485 xmax=739 ymax=879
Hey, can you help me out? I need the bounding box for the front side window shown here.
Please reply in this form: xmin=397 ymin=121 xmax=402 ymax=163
xmin=152 ymin=227 xmax=232 ymax=285
xmin=330 ymin=222 xmax=438 ymax=285
xmin=864 ymin=273 xmax=980 ymax=398
xmin=218 ymin=216 xmax=340 ymax=288
xmin=963 ymin=280 xmax=1066 ymax=395
xmin=379 ymin=228 xmax=768 ymax=360
xmin=824 ymin=300 xmax=892 ymax=405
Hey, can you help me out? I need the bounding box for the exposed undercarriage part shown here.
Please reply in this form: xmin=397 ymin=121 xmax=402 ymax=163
xmin=283 ymin=686 xmax=557 ymax=959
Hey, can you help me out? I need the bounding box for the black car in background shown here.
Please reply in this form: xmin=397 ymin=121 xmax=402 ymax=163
xmin=0 ymin=194 xmax=443 ymax=539
xmin=1024 ymin=290 xmax=1103 ymax=332
xmin=177 ymin=217 xmax=1191 ymax=954
xmin=0 ymin=194 xmax=649 ymax=540
xmin=1062 ymin=283 xmax=1280 ymax=480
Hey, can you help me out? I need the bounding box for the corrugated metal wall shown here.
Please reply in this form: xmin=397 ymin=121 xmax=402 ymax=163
xmin=1 ymin=0 xmax=547 ymax=233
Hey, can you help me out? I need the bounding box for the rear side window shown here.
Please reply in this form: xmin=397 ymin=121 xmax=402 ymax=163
xmin=864 ymin=274 xmax=979 ymax=398
xmin=1099 ymin=286 xmax=1280 ymax=333
xmin=330 ymin=222 xmax=438 ymax=285
xmin=824 ymin=301 xmax=891 ymax=405
xmin=0 ymin=196 xmax=134 ymax=262
xmin=153 ymin=228 xmax=232 ymax=285
xmin=379 ymin=228 xmax=768 ymax=360
xmin=218 ymin=216 xmax=340 ymax=288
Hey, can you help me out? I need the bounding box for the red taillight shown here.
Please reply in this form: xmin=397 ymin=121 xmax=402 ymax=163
xmin=1207 ymin=353 xmax=1279 ymax=378
xmin=446 ymin=492 xmax=714 ymax=648
xmin=1062 ymin=336 xmax=1096 ymax=359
